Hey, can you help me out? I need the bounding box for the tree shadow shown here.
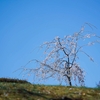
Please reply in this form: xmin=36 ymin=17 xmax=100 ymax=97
xmin=51 ymin=96 xmax=83 ymax=100
xmin=17 ymin=88 xmax=48 ymax=99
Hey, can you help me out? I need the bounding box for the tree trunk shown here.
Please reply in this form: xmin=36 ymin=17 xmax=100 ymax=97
xmin=67 ymin=76 xmax=72 ymax=86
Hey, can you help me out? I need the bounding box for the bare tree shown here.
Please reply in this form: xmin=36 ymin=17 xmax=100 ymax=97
xmin=96 ymin=81 xmax=100 ymax=88
xmin=19 ymin=23 xmax=100 ymax=86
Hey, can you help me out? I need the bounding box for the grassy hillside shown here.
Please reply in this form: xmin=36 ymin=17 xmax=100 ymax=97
xmin=0 ymin=78 xmax=100 ymax=100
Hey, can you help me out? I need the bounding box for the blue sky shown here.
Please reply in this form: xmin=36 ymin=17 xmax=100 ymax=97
xmin=0 ymin=0 xmax=100 ymax=87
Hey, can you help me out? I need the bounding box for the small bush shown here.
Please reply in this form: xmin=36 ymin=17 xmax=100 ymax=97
xmin=96 ymin=81 xmax=100 ymax=88
xmin=0 ymin=78 xmax=30 ymax=84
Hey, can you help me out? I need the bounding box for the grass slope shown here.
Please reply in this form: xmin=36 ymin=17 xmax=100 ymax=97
xmin=0 ymin=78 xmax=100 ymax=100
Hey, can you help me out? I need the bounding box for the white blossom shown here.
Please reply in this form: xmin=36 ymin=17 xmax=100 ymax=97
xmin=84 ymin=34 xmax=91 ymax=38
xmin=88 ymin=42 xmax=95 ymax=46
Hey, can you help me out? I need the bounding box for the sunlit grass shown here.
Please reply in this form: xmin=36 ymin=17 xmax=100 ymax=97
xmin=0 ymin=78 xmax=100 ymax=100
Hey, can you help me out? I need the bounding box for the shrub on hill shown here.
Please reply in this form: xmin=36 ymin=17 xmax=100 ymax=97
xmin=0 ymin=78 xmax=30 ymax=84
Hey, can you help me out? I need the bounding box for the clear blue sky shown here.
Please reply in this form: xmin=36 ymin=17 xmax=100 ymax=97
xmin=0 ymin=0 xmax=100 ymax=87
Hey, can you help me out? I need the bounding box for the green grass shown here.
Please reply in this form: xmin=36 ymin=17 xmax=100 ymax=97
xmin=0 ymin=78 xmax=100 ymax=100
